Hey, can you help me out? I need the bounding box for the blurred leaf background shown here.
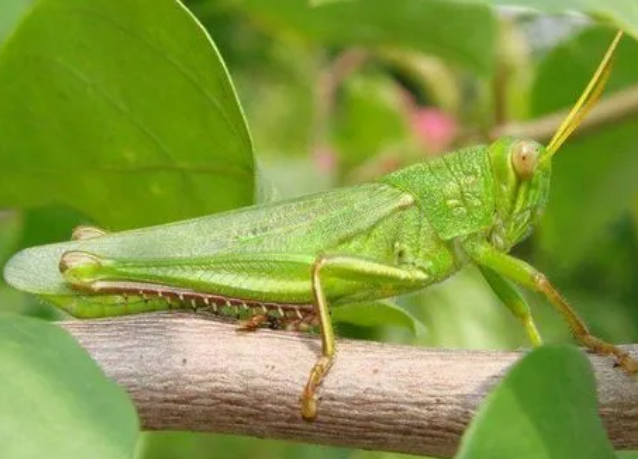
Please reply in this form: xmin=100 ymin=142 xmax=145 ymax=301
xmin=1 ymin=0 xmax=638 ymax=458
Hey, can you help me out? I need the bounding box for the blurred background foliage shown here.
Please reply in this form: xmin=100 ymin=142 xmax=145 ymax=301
xmin=1 ymin=0 xmax=638 ymax=458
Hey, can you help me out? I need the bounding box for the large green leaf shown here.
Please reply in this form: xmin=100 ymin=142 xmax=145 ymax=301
xmin=0 ymin=0 xmax=254 ymax=230
xmin=238 ymin=0 xmax=497 ymax=76
xmin=456 ymin=345 xmax=615 ymax=459
xmin=532 ymin=27 xmax=638 ymax=267
xmin=0 ymin=313 xmax=138 ymax=459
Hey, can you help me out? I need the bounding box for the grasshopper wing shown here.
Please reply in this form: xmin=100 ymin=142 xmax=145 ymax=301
xmin=5 ymin=182 xmax=414 ymax=297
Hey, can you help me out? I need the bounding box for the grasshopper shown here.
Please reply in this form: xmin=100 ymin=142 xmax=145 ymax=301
xmin=3 ymin=31 xmax=637 ymax=421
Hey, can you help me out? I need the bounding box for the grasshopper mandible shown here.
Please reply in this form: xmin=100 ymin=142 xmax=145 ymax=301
xmin=4 ymin=31 xmax=636 ymax=421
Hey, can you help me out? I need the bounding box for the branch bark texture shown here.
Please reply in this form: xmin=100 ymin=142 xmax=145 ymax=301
xmin=59 ymin=313 xmax=638 ymax=457
xmin=490 ymin=84 xmax=638 ymax=142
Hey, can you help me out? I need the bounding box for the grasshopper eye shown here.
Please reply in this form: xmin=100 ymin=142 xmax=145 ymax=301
xmin=512 ymin=141 xmax=540 ymax=180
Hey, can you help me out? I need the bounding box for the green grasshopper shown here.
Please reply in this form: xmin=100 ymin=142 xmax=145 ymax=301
xmin=3 ymin=31 xmax=636 ymax=421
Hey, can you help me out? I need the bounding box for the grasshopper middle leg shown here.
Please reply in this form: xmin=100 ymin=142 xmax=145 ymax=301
xmin=302 ymin=255 xmax=429 ymax=421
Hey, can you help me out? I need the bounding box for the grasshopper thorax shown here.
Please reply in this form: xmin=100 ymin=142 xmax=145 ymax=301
xmin=487 ymin=136 xmax=551 ymax=251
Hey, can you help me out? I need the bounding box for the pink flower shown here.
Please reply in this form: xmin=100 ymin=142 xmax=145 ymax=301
xmin=411 ymin=108 xmax=457 ymax=154
xmin=313 ymin=146 xmax=338 ymax=173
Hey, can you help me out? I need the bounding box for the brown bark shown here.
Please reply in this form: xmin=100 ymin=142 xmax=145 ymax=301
xmin=59 ymin=313 xmax=638 ymax=457
xmin=490 ymin=84 xmax=638 ymax=142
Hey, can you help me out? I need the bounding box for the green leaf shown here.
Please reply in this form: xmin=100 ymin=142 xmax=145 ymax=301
xmin=0 ymin=0 xmax=254 ymax=230
xmin=533 ymin=27 xmax=638 ymax=267
xmin=456 ymin=345 xmax=615 ymax=459
xmin=0 ymin=0 xmax=31 ymax=44
xmin=479 ymin=0 xmax=638 ymax=40
xmin=310 ymin=0 xmax=638 ymax=40
xmin=0 ymin=313 xmax=138 ymax=459
xmin=333 ymin=73 xmax=412 ymax=172
xmin=238 ymin=0 xmax=498 ymax=75
xmin=332 ymin=300 xmax=426 ymax=337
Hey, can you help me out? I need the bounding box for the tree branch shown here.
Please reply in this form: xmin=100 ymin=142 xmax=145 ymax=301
xmin=490 ymin=84 xmax=638 ymax=142
xmin=59 ymin=313 xmax=638 ymax=457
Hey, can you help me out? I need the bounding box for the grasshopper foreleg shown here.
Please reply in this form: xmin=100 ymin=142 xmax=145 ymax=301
xmin=479 ymin=265 xmax=542 ymax=347
xmin=465 ymin=238 xmax=638 ymax=373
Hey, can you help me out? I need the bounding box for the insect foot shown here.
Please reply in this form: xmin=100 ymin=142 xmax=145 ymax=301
xmin=580 ymin=334 xmax=638 ymax=374
xmin=301 ymin=355 xmax=333 ymax=421
xmin=617 ymin=354 xmax=638 ymax=375
xmin=301 ymin=394 xmax=318 ymax=422
xmin=59 ymin=251 xmax=103 ymax=288
xmin=236 ymin=314 xmax=267 ymax=331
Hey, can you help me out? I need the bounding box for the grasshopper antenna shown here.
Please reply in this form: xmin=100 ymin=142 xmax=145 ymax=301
xmin=545 ymin=30 xmax=623 ymax=159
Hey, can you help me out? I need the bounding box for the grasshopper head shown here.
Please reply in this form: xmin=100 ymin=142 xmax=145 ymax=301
xmin=487 ymin=137 xmax=551 ymax=250
xmin=488 ymin=30 xmax=623 ymax=251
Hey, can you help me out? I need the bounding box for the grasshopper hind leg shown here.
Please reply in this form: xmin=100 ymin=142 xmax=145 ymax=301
xmin=237 ymin=314 xmax=285 ymax=331
xmin=59 ymin=249 xmax=431 ymax=419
